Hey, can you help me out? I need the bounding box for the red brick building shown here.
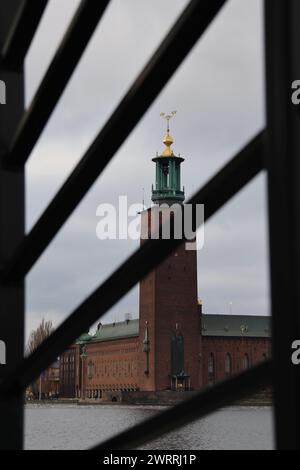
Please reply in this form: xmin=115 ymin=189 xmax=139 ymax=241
xmin=77 ymin=323 xmax=140 ymax=399
xmin=60 ymin=124 xmax=271 ymax=400
xmin=201 ymin=314 xmax=271 ymax=387
xmin=59 ymin=346 xmax=77 ymax=398
xmin=59 ymin=310 xmax=271 ymax=399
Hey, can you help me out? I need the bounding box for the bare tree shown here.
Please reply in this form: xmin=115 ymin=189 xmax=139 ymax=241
xmin=26 ymin=318 xmax=53 ymax=356
xmin=26 ymin=319 xmax=54 ymax=399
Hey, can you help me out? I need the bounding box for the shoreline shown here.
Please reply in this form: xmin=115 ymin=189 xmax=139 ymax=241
xmin=25 ymin=397 xmax=273 ymax=408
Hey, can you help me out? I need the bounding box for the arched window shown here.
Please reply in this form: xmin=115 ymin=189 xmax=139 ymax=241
xmin=225 ymin=354 xmax=232 ymax=377
xmin=243 ymin=354 xmax=250 ymax=370
xmin=208 ymin=353 xmax=215 ymax=386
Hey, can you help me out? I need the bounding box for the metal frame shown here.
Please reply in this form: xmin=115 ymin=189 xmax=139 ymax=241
xmin=265 ymin=0 xmax=300 ymax=450
xmin=0 ymin=0 xmax=25 ymax=451
xmin=0 ymin=0 xmax=298 ymax=450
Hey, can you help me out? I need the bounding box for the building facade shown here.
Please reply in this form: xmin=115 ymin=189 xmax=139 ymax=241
xmin=60 ymin=123 xmax=271 ymax=400
xmin=201 ymin=314 xmax=271 ymax=387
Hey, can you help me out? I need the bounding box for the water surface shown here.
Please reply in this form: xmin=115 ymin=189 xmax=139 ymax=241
xmin=25 ymin=404 xmax=274 ymax=450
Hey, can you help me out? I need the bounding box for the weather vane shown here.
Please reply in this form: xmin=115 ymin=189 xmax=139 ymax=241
xmin=160 ymin=111 xmax=177 ymax=132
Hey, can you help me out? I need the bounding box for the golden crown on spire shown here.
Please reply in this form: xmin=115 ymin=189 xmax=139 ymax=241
xmin=160 ymin=111 xmax=177 ymax=157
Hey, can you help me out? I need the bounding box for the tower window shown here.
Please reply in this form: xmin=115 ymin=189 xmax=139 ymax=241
xmin=243 ymin=354 xmax=250 ymax=370
xmin=225 ymin=354 xmax=232 ymax=377
xmin=208 ymin=353 xmax=215 ymax=386
xmin=171 ymin=334 xmax=184 ymax=376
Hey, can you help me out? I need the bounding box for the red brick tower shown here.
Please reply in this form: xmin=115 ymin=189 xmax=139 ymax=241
xmin=138 ymin=115 xmax=201 ymax=392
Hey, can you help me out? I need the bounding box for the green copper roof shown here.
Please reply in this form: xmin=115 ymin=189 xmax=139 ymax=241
xmin=76 ymin=315 xmax=271 ymax=344
xmin=202 ymin=315 xmax=271 ymax=338
xmin=90 ymin=319 xmax=139 ymax=343
xmin=77 ymin=333 xmax=92 ymax=343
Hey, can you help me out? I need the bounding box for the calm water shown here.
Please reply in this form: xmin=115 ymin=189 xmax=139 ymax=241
xmin=25 ymin=404 xmax=274 ymax=450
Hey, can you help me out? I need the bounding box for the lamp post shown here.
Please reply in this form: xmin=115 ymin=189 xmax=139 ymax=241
xmin=80 ymin=346 xmax=87 ymax=400
xmin=39 ymin=375 xmax=42 ymax=401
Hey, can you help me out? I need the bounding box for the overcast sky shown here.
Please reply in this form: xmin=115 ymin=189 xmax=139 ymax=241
xmin=24 ymin=0 xmax=269 ymax=338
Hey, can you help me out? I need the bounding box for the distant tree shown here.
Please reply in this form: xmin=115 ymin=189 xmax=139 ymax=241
xmin=26 ymin=319 xmax=54 ymax=398
xmin=26 ymin=318 xmax=53 ymax=356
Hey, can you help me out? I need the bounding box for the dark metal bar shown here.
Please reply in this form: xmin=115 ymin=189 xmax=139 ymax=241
xmin=0 ymin=0 xmax=25 ymax=450
xmin=92 ymin=361 xmax=273 ymax=450
xmin=1 ymin=0 xmax=227 ymax=283
xmin=0 ymin=131 xmax=264 ymax=398
xmin=265 ymin=0 xmax=300 ymax=450
xmin=4 ymin=0 xmax=111 ymax=169
xmin=1 ymin=0 xmax=48 ymax=69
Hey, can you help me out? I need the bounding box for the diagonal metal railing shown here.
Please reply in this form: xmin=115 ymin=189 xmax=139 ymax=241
xmin=0 ymin=130 xmax=265 ymax=399
xmin=1 ymin=0 xmax=49 ymax=69
xmin=1 ymin=0 xmax=299 ymax=451
xmin=1 ymin=0 xmax=227 ymax=282
xmin=3 ymin=0 xmax=111 ymax=169
xmin=92 ymin=361 xmax=273 ymax=450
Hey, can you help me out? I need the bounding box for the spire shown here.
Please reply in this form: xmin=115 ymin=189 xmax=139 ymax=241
xmin=152 ymin=111 xmax=185 ymax=205
xmin=160 ymin=111 xmax=176 ymax=157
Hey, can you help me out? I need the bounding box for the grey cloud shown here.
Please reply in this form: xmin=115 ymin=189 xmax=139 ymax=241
xmin=24 ymin=0 xmax=269 ymax=338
